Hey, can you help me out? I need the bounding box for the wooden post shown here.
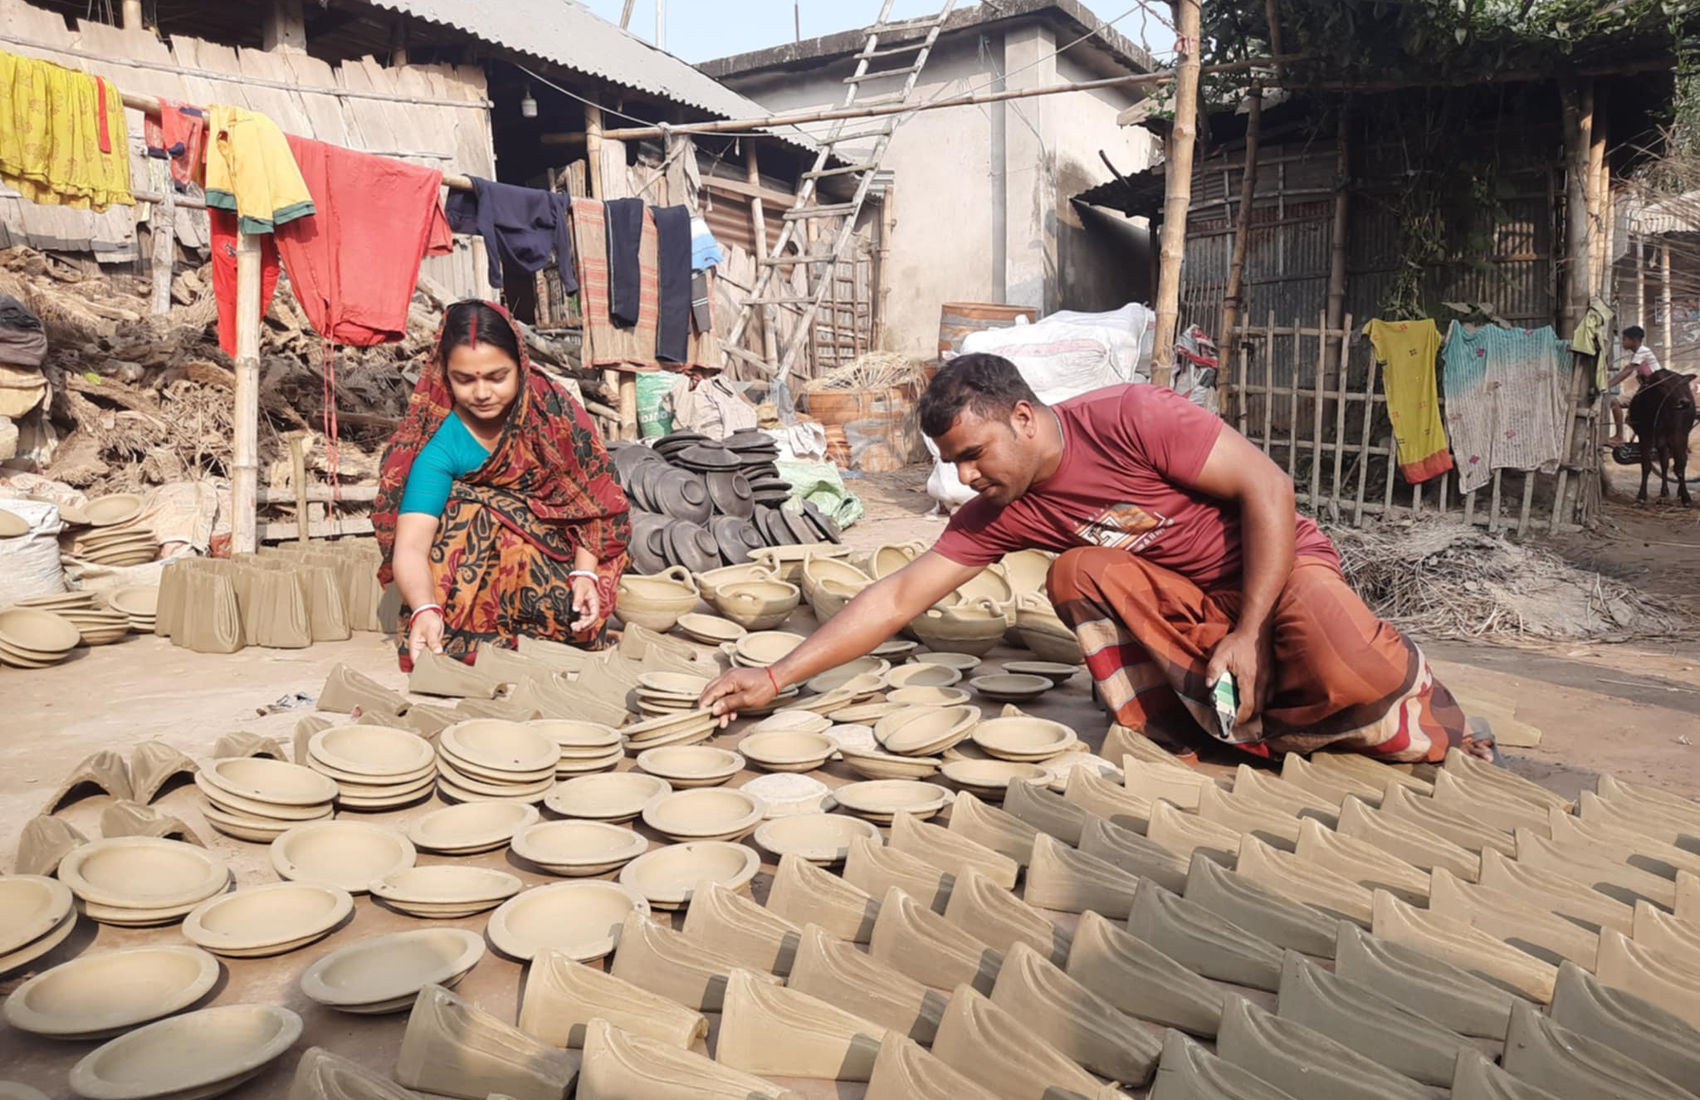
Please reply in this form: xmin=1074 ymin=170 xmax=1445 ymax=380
xmin=389 ymin=15 xmax=410 ymax=66
xmin=232 ymin=230 xmax=263 ymax=555
xmin=745 ymin=141 xmax=780 ymax=371
xmin=873 ymin=183 xmax=896 ymax=350
xmin=149 ymin=185 xmax=175 ymax=317
xmin=262 ymin=0 xmax=307 ymax=52
xmin=1662 ymin=241 xmax=1673 ymax=368
xmin=1220 ymin=83 xmax=1261 ymax=343
xmin=290 ymin=437 xmax=310 ymax=545
xmin=1560 ymin=81 xmax=1593 ymax=337
xmin=1636 ymin=235 xmax=1646 ymax=328
xmin=1586 ymin=85 xmax=1608 ymax=293
xmin=584 ymin=103 xmax=605 ymax=197
xmin=1310 ymin=311 xmax=1326 ymax=507
xmin=1324 ymin=106 xmax=1350 ymax=389
xmin=1331 ymin=313 xmax=1352 ymax=517
xmin=1151 ymin=0 xmax=1202 ymax=387
xmin=122 ymin=0 xmax=143 ymax=29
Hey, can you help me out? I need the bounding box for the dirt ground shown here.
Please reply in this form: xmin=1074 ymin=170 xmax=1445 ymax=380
xmin=2 ymin=462 xmax=1698 ymax=1097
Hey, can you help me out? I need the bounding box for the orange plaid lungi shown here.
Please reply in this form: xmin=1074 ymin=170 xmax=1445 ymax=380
xmin=1048 ymin=547 xmax=1465 ymax=762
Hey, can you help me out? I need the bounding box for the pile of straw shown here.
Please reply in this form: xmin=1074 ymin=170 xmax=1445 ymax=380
xmin=801 ymin=352 xmax=926 ymax=394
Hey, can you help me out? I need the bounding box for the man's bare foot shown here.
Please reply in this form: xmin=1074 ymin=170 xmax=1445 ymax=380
xmin=1462 ymin=716 xmax=1499 ymax=762
xmin=1607 ymin=435 xmax=1626 ymax=446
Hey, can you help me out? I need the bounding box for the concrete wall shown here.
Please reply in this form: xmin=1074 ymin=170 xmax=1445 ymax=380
xmin=718 ymin=19 xmax=1157 ymax=359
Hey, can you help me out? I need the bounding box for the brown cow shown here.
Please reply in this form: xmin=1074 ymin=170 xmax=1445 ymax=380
xmin=1628 ymin=368 xmax=1697 ymax=506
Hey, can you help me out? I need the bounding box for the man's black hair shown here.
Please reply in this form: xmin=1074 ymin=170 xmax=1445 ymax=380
xmin=440 ymin=299 xmax=523 ymax=367
xmin=918 ymin=353 xmax=1042 ymax=438
xmin=1624 ymin=325 xmax=1646 ymax=341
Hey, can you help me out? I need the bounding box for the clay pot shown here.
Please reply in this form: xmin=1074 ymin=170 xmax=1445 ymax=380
xmin=618 ymin=841 xmax=760 ymax=909
xmin=641 ymin=788 xmax=766 ymax=842
xmin=487 ymin=881 xmax=650 ymax=961
xmin=739 ymin=731 xmax=837 ymax=773
xmin=715 ymin=579 xmax=802 ymax=632
xmin=617 ymin=567 xmax=701 ymax=632
xmin=753 ymin=814 xmax=880 ymax=864
xmin=546 ymin=772 xmax=671 ymax=823
xmin=1000 ymin=549 xmax=1055 ymax=598
xmin=809 ymin=575 xmax=873 ymax=622
xmin=910 ymin=597 xmax=1008 ymax=657
xmin=694 ymin=563 xmax=776 ymax=606
xmin=1014 ymin=592 xmax=1084 ymax=664
xmin=972 ymin=716 xmax=1078 ymax=761
xmin=801 ymin=556 xmax=873 ymax=617
xmin=511 ymin=821 xmax=649 ymax=877
xmin=955 ymin=565 xmax=1016 ymax=627
xmin=863 ymin=541 xmax=926 ymax=580
xmin=749 ymin=544 xmax=854 ymax=584
xmin=833 ymin=780 xmax=951 ymax=823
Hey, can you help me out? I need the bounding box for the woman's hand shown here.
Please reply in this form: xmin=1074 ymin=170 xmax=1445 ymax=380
xmin=570 ymin=574 xmax=601 ymax=633
xmin=408 ymin=607 xmax=445 ymax=663
xmin=698 ymin=667 xmax=780 ymax=728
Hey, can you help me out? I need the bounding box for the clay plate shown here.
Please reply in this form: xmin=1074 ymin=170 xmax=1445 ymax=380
xmin=876 ymin=705 xmax=980 ymax=756
xmin=839 ymin=746 xmax=943 ymax=781
xmin=546 ymin=772 xmax=671 ymax=822
xmin=754 ymin=814 xmax=882 ymax=863
xmin=731 ymin=631 xmax=805 ymax=667
xmin=3 ymin=945 xmax=219 ymax=1039
xmin=641 ymin=787 xmax=767 ymax=842
xmin=528 ymin=719 xmax=621 ymax=755
xmin=182 ymin=881 xmax=353 ymax=958
xmin=369 ymin=866 xmax=523 ymax=917
xmin=913 ymin=652 xmax=983 ymax=672
xmin=58 ymin=838 xmax=229 ymax=910
xmin=971 ymin=716 xmax=1078 ymax=761
xmin=439 ymin=719 xmax=560 ymax=774
xmin=0 ymin=608 xmax=80 ymax=655
xmin=618 ymin=841 xmax=761 ymax=908
xmin=0 ymin=876 xmax=74 ymax=956
xmin=738 ymin=730 xmax=837 ymax=772
xmin=200 ymin=757 xmax=337 ymax=808
xmin=300 ymin=928 xmax=485 ymax=1013
xmin=405 ymin=801 xmax=539 ymax=854
xmin=968 ymin=674 xmax=1053 ymax=704
xmin=68 ymin=1004 xmax=302 ymax=1100
xmin=885 ymin=663 xmax=963 ymax=689
xmin=888 ymin=686 xmax=973 ymax=707
xmin=487 ymin=881 xmax=651 ymax=962
xmin=940 ymin=758 xmax=1049 ymax=797
xmin=511 ymin=820 xmax=650 ymax=876
xmin=635 ymin=745 xmax=744 ymax=788
xmin=676 ymin=613 xmax=746 ymax=646
xmin=1001 ymin=661 xmax=1077 ymax=687
xmin=307 ymin=726 xmax=434 ymax=780
xmin=834 ymin=780 xmax=951 ymax=823
xmin=270 ymin=821 xmax=416 ymax=893
xmin=751 ymin=710 xmax=834 ymax=735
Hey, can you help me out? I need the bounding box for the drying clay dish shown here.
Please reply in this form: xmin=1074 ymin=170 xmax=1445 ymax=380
xmin=181 ymin=881 xmax=352 ymax=958
xmin=0 ymin=876 xmax=73 ymax=958
xmin=875 ymin=705 xmax=980 ymax=756
xmin=641 ymin=787 xmax=766 ymax=842
xmin=369 ymin=865 xmax=523 ymax=917
xmin=885 ymin=662 xmax=963 ymax=689
xmin=970 ymin=715 xmax=1077 ymax=761
xmin=547 ymin=771 xmax=671 ymax=822
xmin=200 ymin=756 xmax=338 ymax=808
xmin=750 ymin=710 xmax=834 ymax=735
xmin=767 ymin=854 xmax=882 ymax=943
xmin=58 ymin=837 xmax=229 ymax=911
xmin=307 ymin=726 xmax=434 ymax=781
xmin=3 ymin=946 xmax=219 ymax=1040
xmin=754 ymin=813 xmax=880 ymax=863
xmin=405 ymin=801 xmax=539 ymax=854
xmin=619 ymin=841 xmax=760 ymax=909
xmin=967 ymin=674 xmax=1053 ymax=705
xmin=835 ymin=780 xmax=950 ymax=823
xmin=68 ymin=1004 xmax=303 ymax=1100
xmin=512 ymin=820 xmax=649 ymax=877
xmin=439 ymin=719 xmax=559 ymax=775
xmin=806 ymin=656 xmax=891 ymax=694
xmin=488 ymin=879 xmax=651 ymax=964
xmin=940 ymin=758 xmax=1047 ymax=799
xmin=839 ymin=746 xmax=942 ymax=781
xmin=886 ymin=686 xmax=972 ymax=707
xmin=738 ymin=730 xmax=837 ymax=772
xmin=742 ymin=772 xmax=835 ymax=817
xmin=270 ymin=821 xmax=416 ymax=894
xmin=634 ymin=745 xmax=743 ymax=788
xmin=301 ymin=928 xmax=485 ymax=1014
xmin=519 ymin=949 xmax=708 ymax=1050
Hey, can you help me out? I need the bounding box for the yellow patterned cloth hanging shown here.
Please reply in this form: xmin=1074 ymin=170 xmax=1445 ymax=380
xmin=0 ymin=49 xmax=134 ymax=212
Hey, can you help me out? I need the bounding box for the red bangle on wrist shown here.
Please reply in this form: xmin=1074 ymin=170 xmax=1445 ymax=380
xmin=765 ymin=666 xmax=780 ymax=695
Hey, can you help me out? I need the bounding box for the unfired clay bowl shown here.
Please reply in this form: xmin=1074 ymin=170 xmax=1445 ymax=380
xmin=58 ymin=838 xmax=230 ymax=911
xmin=753 ymin=814 xmax=881 ymax=864
xmin=0 ymin=877 xmax=73 ymax=956
xmin=3 ymin=945 xmax=220 ymax=1039
xmin=1001 ymin=661 xmax=1079 ymax=687
xmin=68 ymin=1004 xmax=302 ymax=1100
xmin=831 ymin=701 xmax=906 ymax=724
xmin=640 ymin=787 xmax=766 ymax=842
xmin=511 ymin=821 xmax=649 ymax=876
xmin=439 ymin=720 xmax=559 ymax=775
xmin=832 ymin=779 xmax=951 ymax=823
xmin=270 ymin=821 xmax=416 ymax=894
xmin=200 ymin=757 xmax=338 ymax=808
xmin=940 ymin=759 xmax=1050 ymax=799
xmin=875 ymin=705 xmax=981 ymax=757
xmin=887 ymin=686 xmax=972 ymax=707
xmin=694 ymin=563 xmax=777 ymax=605
xmin=634 ymin=745 xmax=744 ymax=788
xmin=635 ymin=671 xmax=712 ymax=699
xmin=968 ymin=673 xmax=1054 ymax=705
xmin=369 ymin=866 xmax=523 ymax=917
xmin=617 ymin=567 xmax=700 ymax=632
xmin=546 ymin=772 xmax=671 ymax=822
xmin=617 ymin=841 xmax=760 ymax=908
xmin=486 ymin=881 xmax=650 ymax=962
xmin=914 ymin=652 xmax=984 ymax=673
xmin=307 ymin=726 xmax=435 ymax=780
xmin=838 ymin=746 xmax=943 ymax=781
xmin=885 ymin=662 xmax=963 ymax=689
xmin=405 ymin=802 xmax=539 ymax=854
xmin=731 ymin=630 xmax=804 ymax=668
xmin=675 ymin=613 xmax=747 ymax=646
xmin=715 ymin=579 xmax=801 ymax=631
xmin=971 ymin=716 xmax=1079 ymax=761
xmin=181 ymin=881 xmax=352 ymax=958
xmin=299 ymin=928 xmax=484 ymax=1013
xmin=806 ymin=657 xmax=892 ymax=695
xmin=736 ymin=731 xmax=837 ymax=773
xmin=750 ymin=710 xmax=833 ymax=735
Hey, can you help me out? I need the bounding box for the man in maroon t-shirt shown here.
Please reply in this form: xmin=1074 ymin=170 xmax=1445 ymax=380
xmin=702 ymin=354 xmax=1475 ymax=763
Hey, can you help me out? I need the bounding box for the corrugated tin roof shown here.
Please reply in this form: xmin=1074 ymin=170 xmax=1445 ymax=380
xmin=358 ymin=0 xmax=821 ymax=150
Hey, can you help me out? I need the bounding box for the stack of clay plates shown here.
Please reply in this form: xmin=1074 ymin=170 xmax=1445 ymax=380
xmin=57 ymin=837 xmax=231 ymax=925
xmin=405 ymin=802 xmax=539 ymax=855
xmin=65 ymin=518 xmax=160 ymax=567
xmin=436 ymin=720 xmax=559 ymax=803
xmin=632 ymin=671 xmax=712 ymax=717
xmin=0 ymin=876 xmax=78 ymax=974
xmin=620 ymin=708 xmax=718 ymax=752
xmin=306 ymin=726 xmax=437 ymax=810
xmin=195 ymin=757 xmax=338 ymax=843
xmin=0 ymin=607 xmax=82 ymax=669
xmin=105 ymin=586 xmax=159 ymax=632
xmin=16 ymin=592 xmax=126 ymax=646
xmin=529 ymin=720 xmax=623 ymax=777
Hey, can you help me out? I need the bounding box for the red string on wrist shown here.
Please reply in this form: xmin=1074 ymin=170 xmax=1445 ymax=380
xmin=765 ymin=666 xmax=780 ymax=695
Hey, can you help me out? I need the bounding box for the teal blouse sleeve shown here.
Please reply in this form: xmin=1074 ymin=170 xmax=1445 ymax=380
xmin=398 ymin=415 xmax=490 ymax=517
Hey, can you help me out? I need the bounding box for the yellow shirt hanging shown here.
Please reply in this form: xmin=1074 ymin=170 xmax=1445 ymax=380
xmin=1363 ymin=318 xmax=1454 ymax=484
xmin=0 ymin=50 xmax=134 ymax=212
xmin=204 ymin=105 xmax=314 ymax=234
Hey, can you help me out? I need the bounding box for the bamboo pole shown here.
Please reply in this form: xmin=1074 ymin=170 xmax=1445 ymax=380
xmin=1662 ymin=241 xmax=1673 ymax=368
xmin=1560 ymin=81 xmax=1593 ymax=336
xmin=290 ymin=437 xmax=310 ymax=545
xmin=232 ymin=230 xmax=262 ymax=554
xmin=1220 ymin=84 xmax=1262 ymax=342
xmin=1324 ymin=108 xmax=1350 ymax=384
xmin=1330 ymin=315 xmax=1351 ymax=516
xmin=745 ymin=141 xmax=780 ymax=373
xmin=1262 ymin=309 xmax=1274 ymax=454
xmin=599 ymin=55 xmax=1280 ymax=141
xmin=149 ymin=183 xmax=175 ymax=317
xmin=1352 ymin=354 xmax=1378 ymax=526
xmin=1152 ymin=0 xmax=1203 ymax=388
xmin=1586 ymin=84 xmax=1608 ymax=294
xmin=1636 ymin=235 xmax=1646 ymax=327
xmin=1310 ymin=311 xmax=1326 ymax=506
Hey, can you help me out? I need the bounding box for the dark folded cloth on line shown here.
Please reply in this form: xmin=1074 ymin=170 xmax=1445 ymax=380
xmin=604 ymin=197 xmax=645 ymax=327
xmin=0 ymin=293 xmax=46 ymax=367
xmin=446 ymin=177 xmax=576 ymax=293
xmin=653 ymin=204 xmax=691 ymax=363
xmin=691 ymin=270 xmax=711 ymax=334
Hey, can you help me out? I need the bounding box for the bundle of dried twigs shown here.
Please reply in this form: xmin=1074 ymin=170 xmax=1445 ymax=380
xmin=800 ymin=351 xmax=926 ymax=393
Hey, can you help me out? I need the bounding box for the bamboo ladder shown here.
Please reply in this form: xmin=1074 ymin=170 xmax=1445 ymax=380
xmin=723 ymin=0 xmax=957 ymax=394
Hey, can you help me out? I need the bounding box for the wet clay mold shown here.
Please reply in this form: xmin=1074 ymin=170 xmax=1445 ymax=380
xmin=1198 ymin=783 xmax=1302 ymax=850
xmin=1102 ymin=724 xmax=1191 ymax=771
xmin=1065 ymin=910 xmax=1225 ymax=1038
xmin=788 ymin=923 xmax=947 ymax=1045
xmin=128 ymin=740 xmax=198 ymax=804
xmin=1445 ymin=747 xmax=1571 ymax=812
xmin=1277 ymin=951 xmax=1471 ymax=1087
xmin=578 ymin=1018 xmax=799 ymax=1100
xmin=317 ymin=664 xmax=406 ymax=717
xmin=717 ymin=968 xmax=888 ymax=1080
xmin=1450 ymin=1051 xmax=1563 ymax=1100
xmin=1513 ymin=827 xmax=1677 ymax=910
xmin=1001 ymin=778 xmax=1091 ymax=845
xmin=1499 ymin=998 xmax=1687 ymax=1100
xmin=209 ymin=732 xmax=290 ymax=762
xmin=890 ymin=810 xmax=1018 ymax=890
xmin=1334 ymin=922 xmax=1524 ymax=1039
xmin=1183 ymin=851 xmax=1337 ymax=959
xmin=1553 ymin=802 xmax=1700 ymax=882
xmin=68 ymin=1004 xmax=302 ymax=1100
xmin=1549 ymin=958 xmax=1700 ymax=1087
xmin=396 ymin=983 xmax=576 ymax=1100
xmin=1478 ymin=847 xmax=1633 ymax=935
xmin=947 ymin=790 xmax=1041 ymax=866
xmin=1280 ymin=754 xmax=1384 ymax=808
xmin=42 ymin=749 xmax=133 ymax=812
xmin=1232 ymin=765 xmax=1340 ymax=826
xmin=1632 ymin=898 xmax=1700 ymax=958
xmin=287 ymin=1046 xmax=427 ymax=1100
xmin=868 ymin=886 xmax=1004 ymax=995
xmin=766 ymin=853 xmax=881 ymax=943
xmin=1127 ymin=880 xmax=1282 ymax=991
xmin=1295 ymin=817 xmax=1432 ymax=906
xmin=1079 ymin=816 xmax=1189 ymax=893
xmin=1063 ymin=766 xmax=1154 ymax=833
xmin=1338 ymin=796 xmax=1480 ymax=881
xmin=1380 ymin=783 xmax=1515 ymax=857
xmin=1148 ymin=799 xmax=1240 ymax=866
xmin=944 ymin=867 xmax=1071 ymax=964
xmin=680 ymin=879 xmax=802 ymax=975
xmin=99 ymin=801 xmax=202 ymax=846
xmin=1234 ymin=834 xmax=1374 ymax=926
xmin=1024 ymin=832 xmax=1141 ymax=918
xmin=864 ymin=1033 xmax=999 ymax=1100
xmin=519 ymin=949 xmax=706 ymax=1050
xmin=845 ymin=834 xmax=954 ymax=913
xmin=608 ymin=912 xmax=780 ymax=1011
xmin=1581 ymin=789 xmax=1700 ymax=849
xmin=990 ymin=941 xmax=1160 ymax=1087
xmin=2 ymin=945 xmax=219 ymax=1040
xmin=1215 ymin=994 xmax=1445 ymax=1100
xmin=1427 ymin=867 xmax=1597 ymax=970
xmin=182 ymin=881 xmax=352 ymax=958
xmin=409 ymin=648 xmax=503 ymax=699
xmin=1432 ymin=770 xmax=1551 ymax=836
xmin=14 ymin=815 xmax=87 ymax=876
xmin=1594 ymin=926 xmax=1700 ymax=1029
xmin=1372 ymin=890 xmax=1557 ymax=1003
xmin=1124 ymin=760 xmax=1219 ymax=812
xmin=932 ymin=984 xmax=1122 ymax=1100
xmin=1150 ymin=1030 xmax=1302 ymax=1100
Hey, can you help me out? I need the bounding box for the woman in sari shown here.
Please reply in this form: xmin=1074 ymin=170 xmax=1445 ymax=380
xmin=374 ymin=300 xmax=630 ymax=669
